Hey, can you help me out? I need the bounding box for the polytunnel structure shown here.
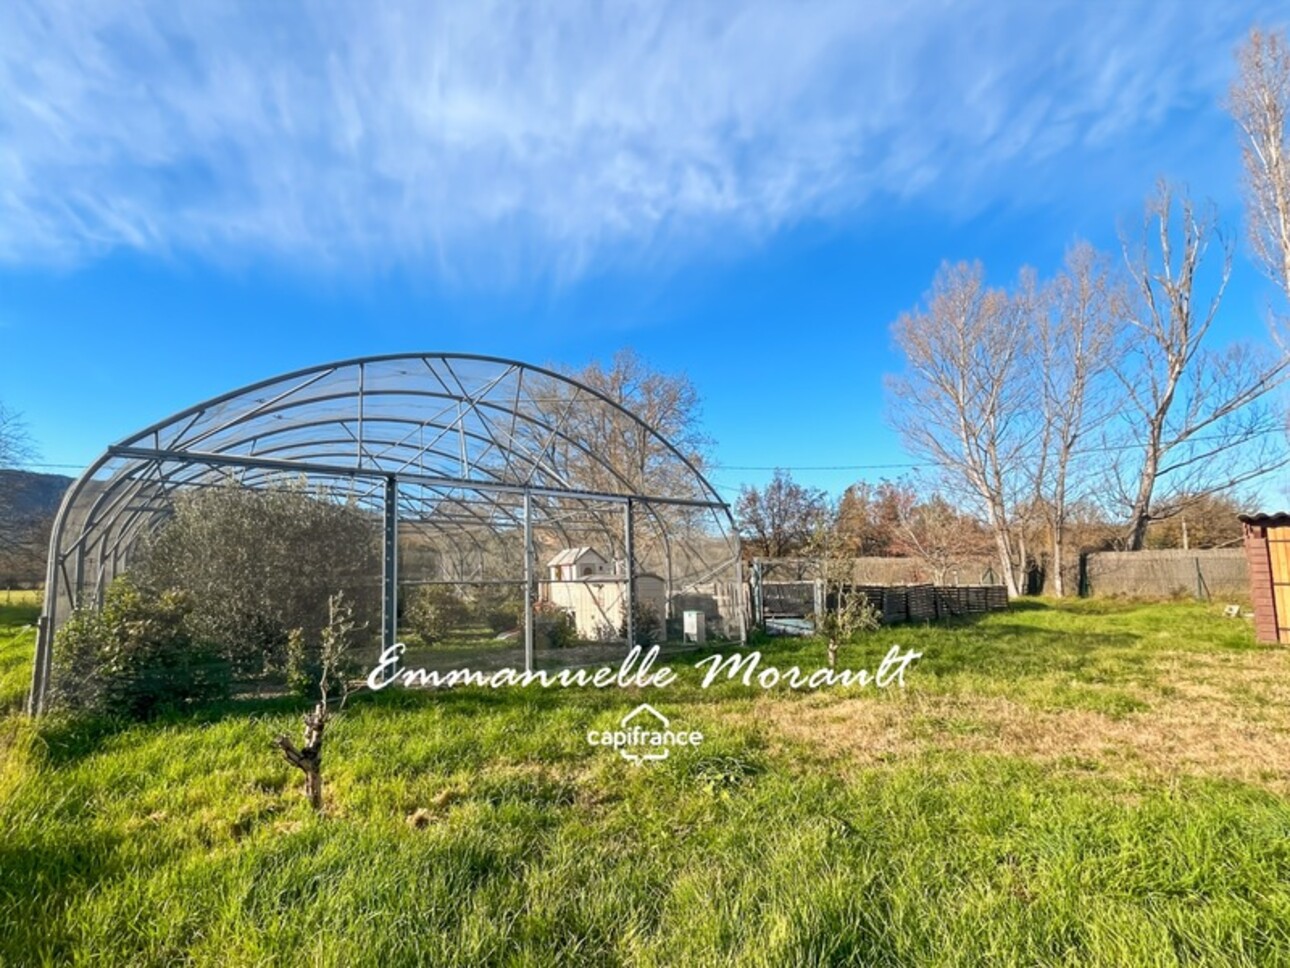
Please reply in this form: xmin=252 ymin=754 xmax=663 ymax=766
xmin=29 ymin=353 xmax=746 ymax=714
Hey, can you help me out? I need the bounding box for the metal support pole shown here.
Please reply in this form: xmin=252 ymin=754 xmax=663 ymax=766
xmin=735 ymin=557 xmax=748 ymax=645
xmin=662 ymin=527 xmax=673 ymax=620
xmin=74 ymin=544 xmax=85 ymax=609
xmin=29 ymin=548 xmax=61 ymax=715
xmin=523 ymin=489 xmax=534 ymax=674
xmin=382 ymin=476 xmax=398 ymax=650
xmin=28 ymin=618 xmax=47 ymax=715
xmin=624 ymin=498 xmax=635 ymax=647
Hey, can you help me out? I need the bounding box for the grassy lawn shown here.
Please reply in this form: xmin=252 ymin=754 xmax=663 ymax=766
xmin=2 ymin=595 xmax=1290 ymax=966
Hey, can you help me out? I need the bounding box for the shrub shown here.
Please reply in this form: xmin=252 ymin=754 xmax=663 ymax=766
xmin=50 ymin=576 xmax=231 ymax=717
xmin=620 ymin=601 xmax=663 ymax=646
xmin=284 ymin=628 xmax=313 ymax=697
xmin=533 ymin=601 xmax=578 ymax=649
xmin=285 ymin=593 xmax=363 ymax=699
xmin=470 ymin=586 xmax=522 ymax=635
xmin=482 ymin=606 xmax=520 ymax=635
xmin=404 ymin=586 xmax=471 ymax=645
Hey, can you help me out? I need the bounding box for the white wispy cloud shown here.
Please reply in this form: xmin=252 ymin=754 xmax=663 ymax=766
xmin=0 ymin=1 xmax=1266 ymax=278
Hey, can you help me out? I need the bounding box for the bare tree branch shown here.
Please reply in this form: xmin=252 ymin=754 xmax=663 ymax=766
xmin=1030 ymin=242 xmax=1125 ymax=594
xmin=1231 ymin=27 xmax=1290 ymax=318
xmin=1112 ymin=181 xmax=1289 ymax=550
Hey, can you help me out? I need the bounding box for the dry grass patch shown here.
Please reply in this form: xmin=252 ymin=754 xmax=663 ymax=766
xmin=740 ymin=647 xmax=1290 ymax=792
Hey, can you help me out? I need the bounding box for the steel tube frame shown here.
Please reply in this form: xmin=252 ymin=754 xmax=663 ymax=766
xmin=107 ymin=446 xmax=728 ymax=511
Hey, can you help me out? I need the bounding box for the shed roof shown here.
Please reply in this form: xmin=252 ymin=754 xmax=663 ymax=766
xmin=1239 ymin=512 xmax=1290 ymax=527
xmin=547 ymin=546 xmax=607 ymax=567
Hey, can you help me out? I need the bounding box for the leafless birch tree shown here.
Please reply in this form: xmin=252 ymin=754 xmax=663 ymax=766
xmin=1031 ymin=243 xmax=1123 ymax=594
xmin=888 ymin=262 xmax=1035 ymax=597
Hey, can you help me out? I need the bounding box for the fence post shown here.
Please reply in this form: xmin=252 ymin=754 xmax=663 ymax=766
xmin=381 ymin=476 xmax=399 ymax=654
xmin=523 ymin=489 xmax=534 ymax=674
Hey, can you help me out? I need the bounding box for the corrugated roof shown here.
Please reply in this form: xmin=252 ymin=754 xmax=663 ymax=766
xmin=1239 ymin=512 xmax=1290 ymax=527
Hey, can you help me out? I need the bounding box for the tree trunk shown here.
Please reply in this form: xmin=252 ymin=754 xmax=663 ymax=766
xmin=992 ymin=527 xmax=1020 ymax=598
xmin=1126 ymin=503 xmax=1152 ymax=552
xmin=1051 ymin=528 xmax=1066 ymax=598
xmin=1017 ymin=527 xmax=1028 ymax=595
xmin=275 ymin=702 xmax=329 ymax=813
xmin=1125 ymin=439 xmax=1161 ymax=551
xmin=305 ymin=768 xmax=323 ymax=813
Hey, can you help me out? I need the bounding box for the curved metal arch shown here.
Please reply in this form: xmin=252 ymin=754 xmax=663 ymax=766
xmin=30 ymin=353 xmax=742 ymax=715
xmin=156 ymin=386 xmax=699 ymax=503
xmin=114 ymin=352 xmax=723 ymax=505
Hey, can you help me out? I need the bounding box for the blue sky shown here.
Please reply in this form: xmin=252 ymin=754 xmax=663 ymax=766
xmin=0 ymin=0 xmax=1285 ymax=503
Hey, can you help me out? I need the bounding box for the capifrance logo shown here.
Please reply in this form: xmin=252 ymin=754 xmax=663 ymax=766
xmin=586 ymin=703 xmax=703 ymax=764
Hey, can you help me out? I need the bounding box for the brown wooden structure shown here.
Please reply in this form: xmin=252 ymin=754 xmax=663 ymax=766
xmin=1240 ymin=513 xmax=1290 ymax=644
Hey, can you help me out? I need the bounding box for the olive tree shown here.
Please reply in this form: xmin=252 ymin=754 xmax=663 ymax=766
xmin=132 ymin=482 xmax=381 ymax=677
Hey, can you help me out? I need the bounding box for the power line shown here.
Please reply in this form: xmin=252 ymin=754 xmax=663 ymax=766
xmin=707 ymin=427 xmax=1288 ymax=474
xmin=710 ymin=462 xmax=922 ymax=472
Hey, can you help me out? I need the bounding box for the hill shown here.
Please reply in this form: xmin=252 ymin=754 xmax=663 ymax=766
xmin=0 ymin=469 xmax=72 ymax=586
xmin=0 ymin=469 xmax=72 ymax=520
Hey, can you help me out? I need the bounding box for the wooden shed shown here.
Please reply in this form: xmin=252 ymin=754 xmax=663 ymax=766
xmin=1239 ymin=513 xmax=1290 ymax=644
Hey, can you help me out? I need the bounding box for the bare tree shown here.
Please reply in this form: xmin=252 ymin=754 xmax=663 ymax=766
xmin=1144 ymin=491 xmax=1248 ymax=549
xmin=0 ymin=402 xmax=37 ymax=555
xmin=555 ymin=349 xmax=712 ymax=496
xmin=1231 ymin=28 xmax=1290 ymax=310
xmin=543 ymin=350 xmax=714 ymax=574
xmin=1032 ymin=243 xmax=1124 ymax=594
xmin=888 ymin=486 xmax=994 ymax=585
xmin=887 ymin=261 xmax=1035 ymax=596
xmin=1113 ymin=182 xmax=1289 ymax=550
xmin=735 ymin=469 xmax=827 ymax=559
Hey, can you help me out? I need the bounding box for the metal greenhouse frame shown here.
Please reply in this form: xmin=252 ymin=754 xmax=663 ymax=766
xmin=29 ymin=353 xmax=745 ymax=714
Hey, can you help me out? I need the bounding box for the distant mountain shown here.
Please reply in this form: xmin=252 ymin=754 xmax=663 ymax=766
xmin=0 ymin=469 xmax=73 ymax=520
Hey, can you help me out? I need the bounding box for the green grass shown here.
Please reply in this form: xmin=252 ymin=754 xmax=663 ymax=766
xmin=3 ymin=597 xmax=1290 ymax=966
xmin=0 ymin=590 xmax=39 ymax=715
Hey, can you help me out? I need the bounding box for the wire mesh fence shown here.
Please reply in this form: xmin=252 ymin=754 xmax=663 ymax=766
xmin=1080 ymin=549 xmax=1249 ymax=600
